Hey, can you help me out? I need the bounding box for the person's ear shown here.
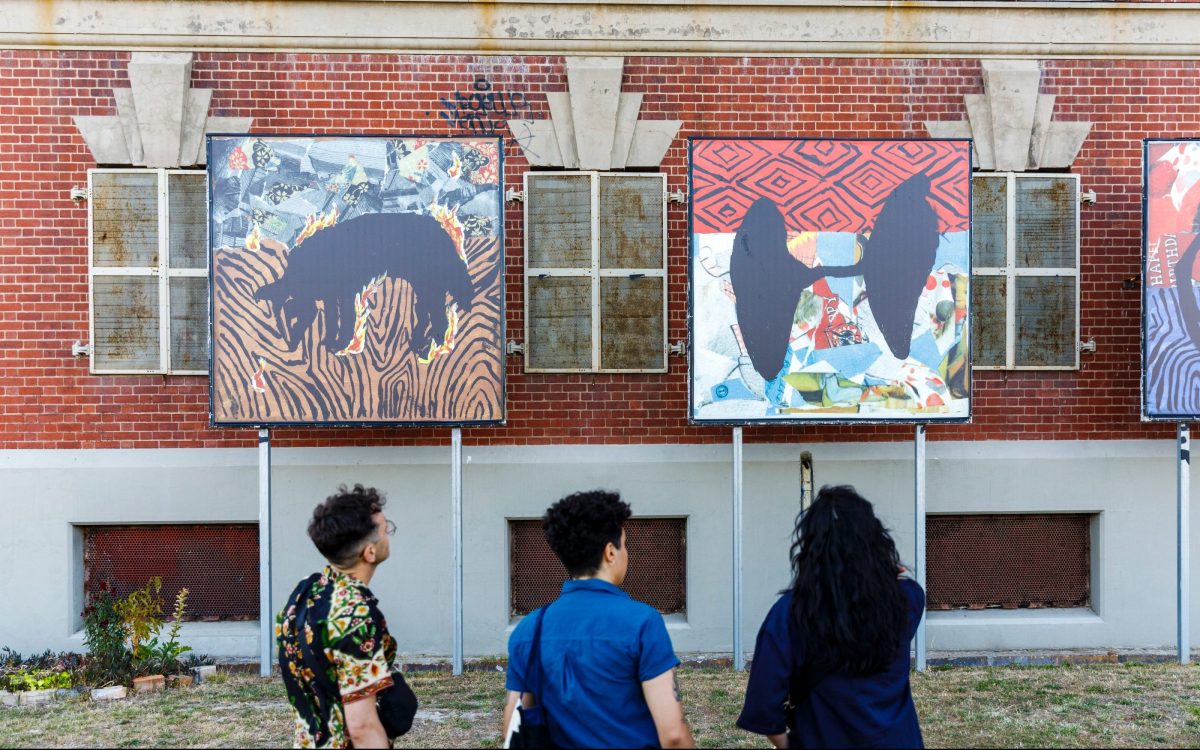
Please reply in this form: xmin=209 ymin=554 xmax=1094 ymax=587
xmin=603 ymin=541 xmax=618 ymax=565
xmin=362 ymin=540 xmax=377 ymax=565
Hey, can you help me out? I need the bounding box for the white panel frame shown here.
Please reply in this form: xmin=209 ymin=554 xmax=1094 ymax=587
xmin=88 ymin=168 xmax=208 ymax=376
xmin=973 ymin=172 xmax=1081 ymax=371
xmin=524 ymin=171 xmax=668 ymax=373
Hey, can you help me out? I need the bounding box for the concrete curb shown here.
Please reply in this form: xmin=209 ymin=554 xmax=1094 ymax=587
xmin=222 ymin=649 xmax=1200 ymax=676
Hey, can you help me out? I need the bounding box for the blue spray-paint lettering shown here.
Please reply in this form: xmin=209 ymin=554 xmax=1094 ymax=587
xmin=437 ymin=76 xmax=532 ymax=138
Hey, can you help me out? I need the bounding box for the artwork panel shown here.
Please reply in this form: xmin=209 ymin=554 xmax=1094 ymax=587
xmin=208 ymin=135 xmax=505 ymax=426
xmin=1143 ymin=139 xmax=1200 ymax=419
xmin=689 ymin=138 xmax=972 ymax=423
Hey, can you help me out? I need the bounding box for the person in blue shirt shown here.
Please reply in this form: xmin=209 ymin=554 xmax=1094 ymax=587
xmin=737 ymin=485 xmax=925 ymax=749
xmin=502 ymin=489 xmax=696 ymax=749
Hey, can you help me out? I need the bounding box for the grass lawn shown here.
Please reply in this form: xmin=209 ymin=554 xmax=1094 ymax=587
xmin=3 ymin=663 xmax=1200 ymax=748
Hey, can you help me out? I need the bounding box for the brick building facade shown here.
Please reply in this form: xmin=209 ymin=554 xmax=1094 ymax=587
xmin=2 ymin=0 xmax=1198 ymax=660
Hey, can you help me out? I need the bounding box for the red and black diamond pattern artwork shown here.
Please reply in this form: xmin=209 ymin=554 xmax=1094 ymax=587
xmin=692 ymin=139 xmax=969 ymax=236
xmin=689 ymin=138 xmax=971 ymax=423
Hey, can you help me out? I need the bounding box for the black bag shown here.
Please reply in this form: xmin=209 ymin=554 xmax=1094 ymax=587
xmin=376 ymin=672 xmax=419 ymax=739
xmin=507 ymin=605 xmax=555 ymax=749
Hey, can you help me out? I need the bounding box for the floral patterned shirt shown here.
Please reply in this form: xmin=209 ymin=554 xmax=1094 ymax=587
xmin=277 ymin=566 xmax=398 ymax=749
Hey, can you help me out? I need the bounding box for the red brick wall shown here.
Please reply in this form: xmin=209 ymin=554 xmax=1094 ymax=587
xmin=0 ymin=50 xmax=1184 ymax=448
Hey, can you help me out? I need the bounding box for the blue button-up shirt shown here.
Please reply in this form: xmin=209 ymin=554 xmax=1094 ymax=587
xmin=507 ymin=578 xmax=681 ymax=748
xmin=738 ymin=579 xmax=925 ymax=749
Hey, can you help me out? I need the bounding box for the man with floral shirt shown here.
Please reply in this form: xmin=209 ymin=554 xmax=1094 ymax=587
xmin=277 ymin=484 xmax=404 ymax=749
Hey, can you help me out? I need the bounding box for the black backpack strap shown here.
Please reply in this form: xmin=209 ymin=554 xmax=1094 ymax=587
xmin=523 ymin=603 xmax=550 ymax=704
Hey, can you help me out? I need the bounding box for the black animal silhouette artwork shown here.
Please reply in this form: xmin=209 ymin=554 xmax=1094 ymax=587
xmin=254 ymin=212 xmax=475 ymax=358
xmin=730 ymin=172 xmax=940 ymax=380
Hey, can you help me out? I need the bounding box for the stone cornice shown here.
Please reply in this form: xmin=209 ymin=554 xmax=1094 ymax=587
xmin=3 ymin=1 xmax=1200 ymax=58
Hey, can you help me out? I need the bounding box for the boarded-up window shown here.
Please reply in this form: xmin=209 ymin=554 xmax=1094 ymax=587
xmin=89 ymin=169 xmax=209 ymax=374
xmin=972 ymin=173 xmax=1079 ymax=369
xmin=509 ymin=517 xmax=686 ymax=616
xmin=82 ymin=524 xmax=259 ymax=621
xmin=927 ymin=513 xmax=1091 ymax=610
xmin=524 ymin=172 xmax=666 ymax=372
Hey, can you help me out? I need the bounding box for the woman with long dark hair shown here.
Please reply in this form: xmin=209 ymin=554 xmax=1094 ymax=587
xmin=737 ymin=485 xmax=924 ymax=749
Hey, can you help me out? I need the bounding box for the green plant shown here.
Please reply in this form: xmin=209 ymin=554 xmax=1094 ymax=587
xmin=81 ymin=583 xmax=133 ymax=687
xmin=145 ymin=588 xmax=192 ymax=675
xmin=115 ymin=577 xmax=164 ymax=665
xmin=6 ymin=669 xmax=71 ymax=692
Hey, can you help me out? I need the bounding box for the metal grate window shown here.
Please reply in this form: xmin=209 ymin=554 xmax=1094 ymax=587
xmin=82 ymin=524 xmax=259 ymax=621
xmin=524 ymin=172 xmax=667 ymax=373
xmin=927 ymin=513 xmax=1091 ymax=611
xmin=972 ymin=173 xmax=1080 ymax=369
xmin=509 ymin=518 xmax=686 ymax=616
xmin=88 ymin=169 xmax=209 ymax=375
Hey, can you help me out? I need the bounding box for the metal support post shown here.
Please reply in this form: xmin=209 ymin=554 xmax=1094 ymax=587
xmin=914 ymin=424 xmax=927 ymax=673
xmin=1180 ymin=423 xmax=1191 ymax=665
xmin=452 ymin=428 xmax=464 ymax=676
xmin=732 ymin=427 xmax=744 ymax=671
xmin=258 ymin=428 xmax=272 ymax=678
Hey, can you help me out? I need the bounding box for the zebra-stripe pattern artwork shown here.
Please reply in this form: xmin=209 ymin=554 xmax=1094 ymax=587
xmin=1144 ymin=140 xmax=1200 ymax=420
xmin=208 ymin=136 xmax=504 ymax=426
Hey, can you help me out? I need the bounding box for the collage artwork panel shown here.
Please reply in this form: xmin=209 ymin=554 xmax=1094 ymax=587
xmin=208 ymin=136 xmax=505 ymax=426
xmin=1144 ymin=140 xmax=1200 ymax=419
xmin=690 ymin=139 xmax=972 ymax=422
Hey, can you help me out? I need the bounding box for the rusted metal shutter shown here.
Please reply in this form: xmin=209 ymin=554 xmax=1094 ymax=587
xmin=524 ymin=172 xmax=667 ymax=372
xmin=83 ymin=524 xmax=259 ymax=621
xmin=1014 ymin=177 xmax=1077 ymax=367
xmin=510 ymin=518 xmax=686 ymax=616
xmin=927 ymin=513 xmax=1091 ymax=611
xmin=526 ymin=174 xmax=593 ymax=370
xmin=971 ymin=174 xmax=1078 ymax=370
xmin=167 ymin=173 xmax=210 ymax=372
xmin=971 ymin=177 xmax=1007 ymax=367
xmin=91 ymin=172 xmax=161 ymax=371
xmin=598 ymin=174 xmax=665 ymax=370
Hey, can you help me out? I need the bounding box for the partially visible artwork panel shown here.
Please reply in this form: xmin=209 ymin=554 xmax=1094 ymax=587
xmin=1144 ymin=139 xmax=1200 ymax=420
xmin=209 ymin=136 xmax=504 ymax=426
xmin=690 ymin=138 xmax=971 ymax=423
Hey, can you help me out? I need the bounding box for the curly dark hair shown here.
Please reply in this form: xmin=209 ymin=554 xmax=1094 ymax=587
xmin=307 ymin=484 xmax=387 ymax=567
xmin=788 ymin=485 xmax=909 ymax=676
xmin=542 ymin=490 xmax=632 ymax=577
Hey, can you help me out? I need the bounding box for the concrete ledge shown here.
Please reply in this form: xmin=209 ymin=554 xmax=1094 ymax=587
xmin=4 ymin=1 xmax=1200 ymax=58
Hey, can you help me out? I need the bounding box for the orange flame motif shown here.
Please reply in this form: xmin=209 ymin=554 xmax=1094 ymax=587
xmin=245 ymin=223 xmax=262 ymax=252
xmin=417 ymin=304 xmax=461 ymax=365
xmin=335 ymin=274 xmax=388 ymax=357
xmin=431 ymin=203 xmax=466 ymax=262
xmin=294 ymin=205 xmax=340 ymax=248
xmin=250 ymin=357 xmax=268 ymax=393
xmin=447 ymin=152 xmax=463 ymax=180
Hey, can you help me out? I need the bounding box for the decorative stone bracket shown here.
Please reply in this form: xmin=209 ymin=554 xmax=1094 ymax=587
xmin=924 ymin=60 xmax=1092 ymax=172
xmin=73 ymin=52 xmax=252 ymax=167
xmin=509 ymin=57 xmax=682 ymax=170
